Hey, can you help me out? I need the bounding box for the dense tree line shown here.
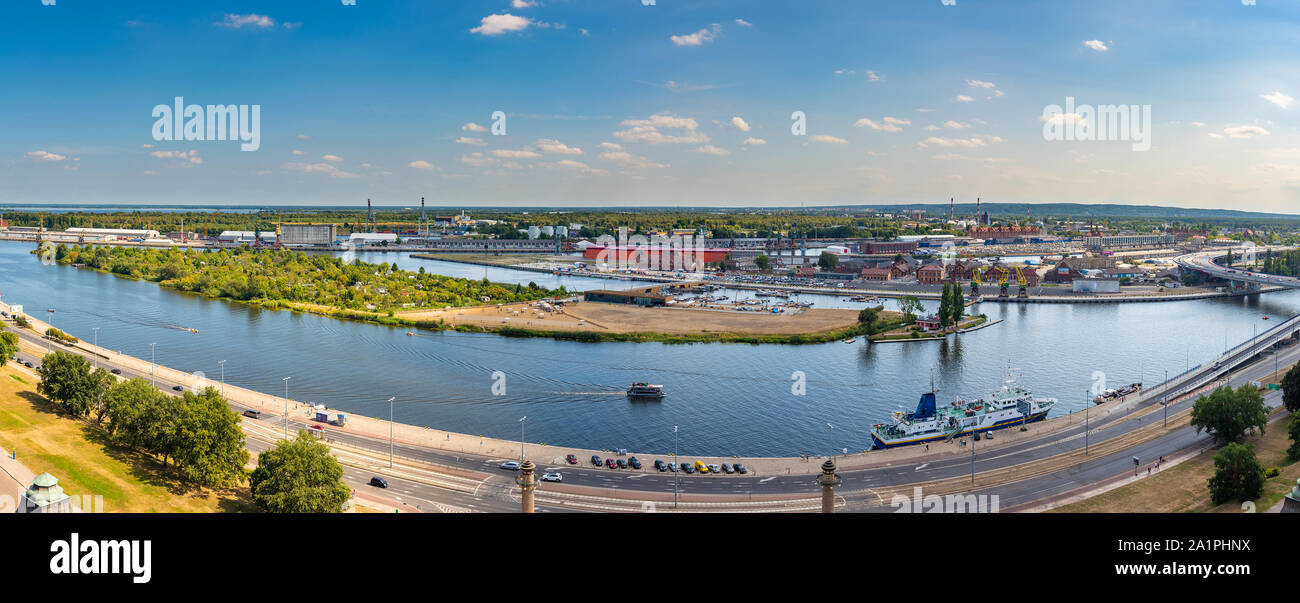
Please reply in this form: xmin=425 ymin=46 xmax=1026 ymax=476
xmin=48 ymin=244 xmax=563 ymax=312
xmin=36 ymin=351 xmax=248 ymax=488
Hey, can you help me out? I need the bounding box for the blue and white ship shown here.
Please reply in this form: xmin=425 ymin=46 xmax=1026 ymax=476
xmin=870 ymin=378 xmax=1056 ymax=449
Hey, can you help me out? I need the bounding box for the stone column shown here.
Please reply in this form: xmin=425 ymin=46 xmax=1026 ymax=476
xmin=519 ymin=460 xmax=536 ymax=514
xmin=820 ymin=458 xmax=838 ymax=513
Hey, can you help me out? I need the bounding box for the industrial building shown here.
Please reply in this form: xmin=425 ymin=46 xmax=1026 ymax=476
xmin=583 ymin=287 xmax=672 ymax=306
xmin=581 ymin=245 xmax=731 ymax=269
xmin=64 ymin=227 xmax=161 ymax=240
xmin=280 ymin=223 xmax=338 ymax=246
xmin=217 ymin=231 xmax=278 ymax=246
xmin=347 ymin=232 xmax=400 ymax=246
xmin=1072 ymin=277 xmax=1121 ymax=293
xmin=1084 ymin=234 xmax=1175 ymax=250
xmin=860 ymin=241 xmax=919 ymax=255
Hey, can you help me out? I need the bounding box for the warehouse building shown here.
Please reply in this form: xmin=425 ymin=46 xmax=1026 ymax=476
xmin=65 ymin=228 xmax=161 ymax=240
xmin=217 ymin=231 xmax=278 ymax=246
xmin=280 ymin=223 xmax=338 ymax=246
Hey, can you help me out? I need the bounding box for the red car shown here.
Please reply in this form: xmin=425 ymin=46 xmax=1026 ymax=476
xmin=565 ymin=454 xmax=578 ymax=464
xmin=605 ymin=458 xmax=618 ymax=469
xmin=308 ymin=424 xmax=324 ymax=432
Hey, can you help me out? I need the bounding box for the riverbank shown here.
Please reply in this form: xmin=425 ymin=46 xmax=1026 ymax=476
xmin=869 ymin=316 xmax=998 ymax=342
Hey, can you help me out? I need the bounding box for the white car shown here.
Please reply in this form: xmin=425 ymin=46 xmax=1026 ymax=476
xmin=707 ymin=464 xmax=721 ymax=474
xmin=500 ymin=461 xmax=521 ymax=471
xmin=541 ymin=472 xmax=562 ymax=483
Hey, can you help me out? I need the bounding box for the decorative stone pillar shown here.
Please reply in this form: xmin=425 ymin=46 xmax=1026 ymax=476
xmin=820 ymin=458 xmax=841 ymax=513
xmin=1282 ymin=478 xmax=1300 ymax=514
xmin=519 ymin=460 xmax=536 ymax=514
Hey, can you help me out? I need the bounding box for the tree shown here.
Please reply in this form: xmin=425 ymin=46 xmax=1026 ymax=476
xmin=950 ymin=284 xmax=965 ymax=327
xmin=1288 ymin=413 xmax=1300 ymax=462
xmin=103 ymin=378 xmax=161 ymax=446
xmin=1207 ymin=442 xmax=1265 ymax=505
xmin=817 ymin=252 xmax=838 ymax=270
xmin=1190 ymin=385 xmax=1270 ymax=445
xmin=754 ymin=254 xmax=771 ymax=270
xmin=937 ymin=283 xmax=952 ymax=329
xmin=857 ymin=306 xmax=878 ymax=326
xmin=0 ymin=328 xmax=17 ymax=367
xmin=174 ymin=387 xmax=249 ymax=488
xmin=897 ymin=295 xmax=923 ymax=321
xmin=36 ymin=351 xmax=111 ymax=418
xmin=249 ymin=431 xmax=351 ymax=513
xmin=1282 ymin=363 xmax=1300 ymax=413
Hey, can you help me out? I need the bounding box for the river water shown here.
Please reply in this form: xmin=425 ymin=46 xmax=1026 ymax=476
xmin=2 ymin=242 xmax=1296 ymax=457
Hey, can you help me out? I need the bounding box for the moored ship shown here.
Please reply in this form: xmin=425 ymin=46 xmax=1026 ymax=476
xmin=870 ymin=378 xmax=1056 ymax=449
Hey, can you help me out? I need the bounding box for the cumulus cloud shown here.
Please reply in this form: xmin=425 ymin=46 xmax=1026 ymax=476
xmin=460 ymin=152 xmax=497 ymax=167
xmin=455 ymin=136 xmax=487 ymax=146
xmin=942 ymin=120 xmax=970 ymax=129
xmin=734 ymin=18 xmax=752 ymax=27
xmin=511 ymin=0 xmax=538 ymax=7
xmin=855 ymin=117 xmax=909 ymax=132
xmin=729 ymin=116 xmax=751 ymax=132
xmin=492 ymin=148 xmax=542 ymax=159
xmin=27 ymin=150 xmax=69 ymax=161
xmin=693 ymin=144 xmax=731 ymax=156
xmin=810 ymin=135 xmax=848 ymax=144
xmin=471 ymin=14 xmax=531 ymax=36
xmin=534 ymin=138 xmax=584 ymax=155
xmin=217 ymin=14 xmax=275 ymax=29
xmin=151 ymin=149 xmax=202 ymax=166
xmin=1223 ymin=125 xmax=1269 ymax=138
xmin=916 ymin=136 xmax=1001 ymax=149
xmin=1083 ymin=39 xmax=1109 ymax=52
xmin=538 ymin=159 xmax=606 ymax=175
xmin=408 ymin=160 xmax=436 ymax=170
xmin=956 ymin=94 xmax=974 ymax=102
xmin=742 ymin=137 xmax=766 ymax=146
xmin=613 ymin=114 xmax=709 ymax=144
xmin=671 ymin=23 xmax=721 ymax=46
xmin=1261 ymin=91 xmax=1294 ymax=109
xmin=291 ymin=149 xmax=305 ymax=155
xmin=598 ymin=148 xmax=667 ymax=169
xmin=321 ymin=154 xmax=343 ymax=162
xmin=866 ymin=70 xmax=881 ymax=82
xmin=461 ymin=122 xmax=488 ymax=132
xmin=965 ymin=80 xmax=997 ymax=89
xmin=283 ymin=162 xmax=358 ymax=178
xmin=297 ymin=134 xmax=311 ymax=140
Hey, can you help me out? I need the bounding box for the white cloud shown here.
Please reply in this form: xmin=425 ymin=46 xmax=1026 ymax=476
xmin=942 ymin=120 xmax=970 ymax=129
xmin=455 ymin=136 xmax=487 ymax=146
xmin=598 ymin=142 xmax=623 ymax=151
xmin=461 ymin=122 xmax=487 ymax=132
xmin=1207 ymin=133 xmax=1225 ymax=139
xmin=734 ymin=19 xmax=752 ymax=27
xmin=291 ymin=149 xmax=305 ymax=155
xmin=916 ymin=108 xmax=935 ymax=113
xmin=1224 ymin=125 xmax=1270 ymax=138
xmin=855 ymin=117 xmax=908 ymax=132
xmin=598 ymin=149 xmax=667 ymax=169
xmin=810 ymin=135 xmax=848 ymax=145
xmin=742 ymin=137 xmax=766 ymax=146
xmin=492 ymin=148 xmax=542 ymax=159
xmin=956 ymin=94 xmax=974 ymax=103
xmin=693 ymin=144 xmax=731 ymax=156
xmin=883 ymin=117 xmax=911 ymax=126
xmin=917 ymin=136 xmax=1001 ymax=149
xmin=471 ymin=14 xmax=532 ymax=36
xmin=26 ymin=150 xmax=68 ymax=161
xmin=297 ymin=134 xmax=311 ymax=140
xmin=283 ymin=162 xmax=358 ymax=178
xmin=460 ymin=152 xmax=497 ymax=167
xmin=1261 ymin=91 xmax=1294 ymax=109
xmin=217 ymin=14 xmax=275 ymax=29
xmin=408 ymin=160 xmax=436 ymax=171
xmin=538 ymin=159 xmax=605 ymax=175
xmin=613 ymin=114 xmax=709 ymax=144
xmin=534 ymin=138 xmax=583 ymax=155
xmin=511 ymin=0 xmax=538 ymax=7
xmin=671 ymin=23 xmax=721 ymax=46
xmin=150 ymin=149 xmax=202 ymax=166
xmin=322 ymin=154 xmax=343 ymax=162
xmin=1083 ymin=40 xmax=1109 ymax=52
xmin=834 ymin=68 xmax=855 ymax=76
xmin=866 ymin=70 xmax=881 ymax=82
xmin=1190 ymin=121 xmax=1206 ymax=127
xmin=729 ymin=116 xmax=751 ymax=132
xmin=965 ymin=79 xmax=996 ymax=89
xmin=140 ymin=143 xmax=154 ymax=149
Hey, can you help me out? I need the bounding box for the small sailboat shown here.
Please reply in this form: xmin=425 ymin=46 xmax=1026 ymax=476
xmin=843 ymin=338 xmax=856 ymax=344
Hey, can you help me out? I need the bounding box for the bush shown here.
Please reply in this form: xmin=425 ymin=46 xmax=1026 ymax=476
xmin=1265 ymin=467 xmax=1281 ymax=478
xmin=1207 ymin=442 xmax=1265 ymax=505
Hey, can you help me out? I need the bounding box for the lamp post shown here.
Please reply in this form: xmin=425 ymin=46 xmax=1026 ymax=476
xmin=518 ymin=416 xmax=527 ymax=461
xmin=673 ymin=425 xmax=679 ymax=509
xmin=218 ymin=360 xmax=226 ymax=398
xmin=1084 ymin=391 xmax=1090 ymax=456
xmin=388 ymin=396 xmax=397 ymax=468
xmin=1163 ymin=369 xmax=1169 ymax=428
xmin=46 ymin=308 xmax=54 ymax=354
xmin=91 ymin=328 xmax=99 ymax=369
xmin=282 ymin=376 xmax=291 ymax=439
xmin=149 ymin=342 xmax=157 ymax=387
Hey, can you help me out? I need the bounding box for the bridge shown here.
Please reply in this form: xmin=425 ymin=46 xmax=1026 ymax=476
xmin=1172 ymin=246 xmax=1300 ymax=291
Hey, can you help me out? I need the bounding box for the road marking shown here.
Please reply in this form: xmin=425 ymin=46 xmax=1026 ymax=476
xmin=759 ymin=476 xmax=777 ymax=483
xmin=915 ymin=463 xmax=928 ymax=470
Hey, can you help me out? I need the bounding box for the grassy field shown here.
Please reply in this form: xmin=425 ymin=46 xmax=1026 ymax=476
xmin=0 ymin=364 xmax=256 ymax=513
xmin=1051 ymin=410 xmax=1299 ymax=513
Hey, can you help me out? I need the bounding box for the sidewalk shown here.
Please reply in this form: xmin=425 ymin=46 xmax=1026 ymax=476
xmin=0 ymin=445 xmax=36 ymax=510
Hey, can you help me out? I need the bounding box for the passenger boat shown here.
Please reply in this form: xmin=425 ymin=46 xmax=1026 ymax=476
xmin=626 ymin=382 xmax=665 ymax=399
xmin=870 ymin=375 xmax=1056 ymax=449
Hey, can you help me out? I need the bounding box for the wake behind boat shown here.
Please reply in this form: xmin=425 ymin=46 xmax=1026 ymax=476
xmin=870 ymin=376 xmax=1056 ymax=449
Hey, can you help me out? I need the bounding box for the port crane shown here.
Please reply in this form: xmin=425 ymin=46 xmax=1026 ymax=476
xmin=1014 ymin=266 xmax=1029 ymax=298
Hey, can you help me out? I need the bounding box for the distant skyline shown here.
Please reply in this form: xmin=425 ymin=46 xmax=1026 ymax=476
xmin=2 ymin=1 xmax=1298 ymax=211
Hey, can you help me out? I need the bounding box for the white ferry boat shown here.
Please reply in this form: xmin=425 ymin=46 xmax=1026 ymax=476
xmin=870 ymin=377 xmax=1056 ymax=449
xmin=626 ymin=382 xmax=665 ymax=399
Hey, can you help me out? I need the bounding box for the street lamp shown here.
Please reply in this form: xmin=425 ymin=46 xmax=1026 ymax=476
xmin=1163 ymin=369 xmax=1169 ymax=428
xmin=91 ymin=328 xmax=99 ymax=369
xmin=218 ymin=360 xmax=226 ymax=399
xmin=388 ymin=396 xmax=397 ymax=468
xmin=519 ymin=416 xmax=527 ymax=461
xmin=673 ymin=425 xmax=679 ymax=509
xmin=149 ymin=342 xmax=157 ymax=386
xmin=46 ymin=308 xmax=54 ymax=354
xmin=282 ymin=376 xmax=291 ymax=440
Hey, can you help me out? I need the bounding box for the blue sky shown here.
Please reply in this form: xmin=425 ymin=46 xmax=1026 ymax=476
xmin=2 ymin=0 xmax=1298 ymax=211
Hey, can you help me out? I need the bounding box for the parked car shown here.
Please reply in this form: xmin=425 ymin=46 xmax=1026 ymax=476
xmin=721 ymin=463 xmax=734 ymax=474
xmin=24 ymin=361 xmax=33 ymax=368
xmin=242 ymin=409 xmax=262 ymax=419
xmin=565 ymin=454 xmax=578 ymax=464
xmin=667 ymin=462 xmax=678 ymax=472
xmin=368 ymin=476 xmax=388 ymax=488
xmin=605 ymin=458 xmax=618 ymax=469
xmin=707 ymin=464 xmax=721 ymax=474
xmin=654 ymin=459 xmax=666 ymax=471
xmin=591 ymin=455 xmax=602 ymax=466
xmin=110 ymin=368 xmax=122 ymax=375
xmin=616 ymin=458 xmax=627 ymax=469
xmin=695 ymin=461 xmax=709 ymax=474
xmin=681 ymin=463 xmax=695 ymax=474
xmin=500 ymin=461 xmax=521 ymax=471
xmin=628 ymin=457 xmax=642 ymax=470
xmin=733 ymin=463 xmax=748 ymax=474
xmin=541 ymin=472 xmax=562 ymax=483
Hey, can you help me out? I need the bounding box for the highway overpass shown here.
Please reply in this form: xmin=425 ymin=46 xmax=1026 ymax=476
xmin=1173 ymin=247 xmax=1300 ymax=290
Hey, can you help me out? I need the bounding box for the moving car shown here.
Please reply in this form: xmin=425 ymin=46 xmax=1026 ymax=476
xmin=369 ymin=476 xmax=388 ymax=488
xmin=500 ymin=461 xmax=521 ymax=471
xmin=565 ymin=454 xmax=578 ymax=464
xmin=172 ymin=385 xmax=184 ymax=392
xmin=307 ymin=424 xmax=324 ymax=432
xmin=110 ymin=368 xmax=122 ymax=375
xmin=242 ymin=409 xmax=262 ymax=419
xmin=541 ymin=472 xmax=562 ymax=483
